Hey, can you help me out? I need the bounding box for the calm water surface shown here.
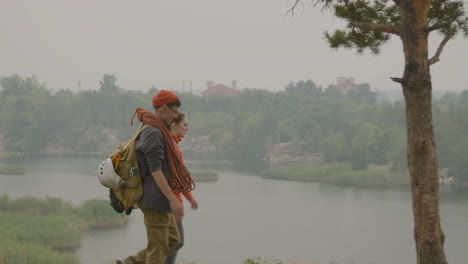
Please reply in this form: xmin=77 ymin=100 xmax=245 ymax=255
xmin=0 ymin=156 xmax=467 ymax=264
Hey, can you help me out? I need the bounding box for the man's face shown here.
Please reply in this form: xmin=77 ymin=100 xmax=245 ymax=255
xmin=163 ymin=104 xmax=179 ymax=125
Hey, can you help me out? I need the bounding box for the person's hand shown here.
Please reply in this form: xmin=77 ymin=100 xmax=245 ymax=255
xmin=169 ymin=198 xmax=184 ymax=222
xmin=189 ymin=199 xmax=198 ymax=210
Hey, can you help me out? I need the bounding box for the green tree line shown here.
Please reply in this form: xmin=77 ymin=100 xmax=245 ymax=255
xmin=1 ymin=74 xmax=467 ymax=181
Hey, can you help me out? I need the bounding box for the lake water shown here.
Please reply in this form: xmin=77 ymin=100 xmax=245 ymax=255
xmin=0 ymin=156 xmax=467 ymax=264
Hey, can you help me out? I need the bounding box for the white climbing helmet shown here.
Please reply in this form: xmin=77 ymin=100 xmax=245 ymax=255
xmin=97 ymin=157 xmax=123 ymax=188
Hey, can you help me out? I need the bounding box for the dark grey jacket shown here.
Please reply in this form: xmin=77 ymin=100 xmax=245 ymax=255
xmin=135 ymin=126 xmax=172 ymax=213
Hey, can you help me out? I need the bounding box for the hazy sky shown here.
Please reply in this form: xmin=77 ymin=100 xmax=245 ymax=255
xmin=1 ymin=0 xmax=467 ymax=93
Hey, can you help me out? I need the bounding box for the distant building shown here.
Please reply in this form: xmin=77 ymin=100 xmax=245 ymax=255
xmin=201 ymin=80 xmax=239 ymax=96
xmin=336 ymin=77 xmax=358 ymax=95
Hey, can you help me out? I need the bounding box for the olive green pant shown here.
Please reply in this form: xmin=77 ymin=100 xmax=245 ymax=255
xmin=124 ymin=205 xmax=180 ymax=264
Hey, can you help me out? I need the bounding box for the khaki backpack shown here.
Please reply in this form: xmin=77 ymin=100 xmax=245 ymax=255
xmin=105 ymin=124 xmax=150 ymax=213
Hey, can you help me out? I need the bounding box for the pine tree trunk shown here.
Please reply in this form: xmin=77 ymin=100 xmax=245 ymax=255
xmin=400 ymin=1 xmax=448 ymax=263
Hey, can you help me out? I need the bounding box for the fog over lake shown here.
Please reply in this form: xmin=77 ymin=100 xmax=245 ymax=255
xmin=1 ymin=1 xmax=467 ymax=93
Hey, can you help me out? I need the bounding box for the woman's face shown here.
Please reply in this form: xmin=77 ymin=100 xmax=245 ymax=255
xmin=172 ymin=116 xmax=188 ymax=139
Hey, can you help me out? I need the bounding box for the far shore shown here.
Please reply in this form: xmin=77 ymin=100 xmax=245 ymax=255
xmin=0 ymin=165 xmax=26 ymax=175
xmin=262 ymin=171 xmax=410 ymax=188
xmin=190 ymin=170 xmax=219 ymax=181
xmin=261 ymin=162 xmax=466 ymax=188
xmin=2 ymin=152 xmax=466 ymax=188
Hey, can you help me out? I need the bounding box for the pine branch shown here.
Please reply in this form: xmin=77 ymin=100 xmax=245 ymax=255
xmin=350 ymin=22 xmax=400 ymax=35
xmin=429 ymin=29 xmax=456 ymax=65
xmin=427 ymin=17 xmax=459 ymax=32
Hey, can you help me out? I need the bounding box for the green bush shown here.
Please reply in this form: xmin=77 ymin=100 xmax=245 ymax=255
xmin=243 ymin=257 xmax=283 ymax=264
xmin=262 ymin=162 xmax=409 ymax=187
xmin=190 ymin=170 xmax=219 ymax=181
xmin=0 ymin=195 xmax=130 ymax=262
xmin=262 ymin=162 xmax=352 ymax=181
xmin=0 ymin=195 xmax=72 ymax=215
xmin=76 ymin=199 xmax=128 ymax=228
xmin=0 ymin=239 xmax=79 ymax=264
xmin=330 ymin=169 xmax=408 ymax=186
xmin=0 ymin=212 xmax=81 ymax=249
xmin=0 ymin=165 xmax=25 ymax=175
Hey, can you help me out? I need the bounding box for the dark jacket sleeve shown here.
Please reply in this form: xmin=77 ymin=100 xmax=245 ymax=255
xmin=140 ymin=127 xmax=165 ymax=173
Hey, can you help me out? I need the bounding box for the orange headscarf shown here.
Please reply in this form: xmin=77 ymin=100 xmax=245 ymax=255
xmin=152 ymin=90 xmax=179 ymax=107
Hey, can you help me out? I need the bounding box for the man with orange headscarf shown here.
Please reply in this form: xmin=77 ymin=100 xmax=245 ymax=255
xmin=116 ymin=90 xmax=194 ymax=264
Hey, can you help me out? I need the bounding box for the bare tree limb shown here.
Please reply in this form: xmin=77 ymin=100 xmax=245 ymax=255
xmin=286 ymin=0 xmax=303 ymax=17
xmin=427 ymin=17 xmax=459 ymax=32
xmin=429 ymin=30 xmax=456 ymax=65
xmin=351 ymin=22 xmax=400 ymax=35
xmin=286 ymin=0 xmax=323 ymax=17
xmin=391 ymin=77 xmax=404 ymax=84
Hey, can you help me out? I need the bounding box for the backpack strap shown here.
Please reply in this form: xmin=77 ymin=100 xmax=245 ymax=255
xmin=120 ymin=123 xmax=150 ymax=150
xmin=133 ymin=123 xmax=151 ymax=139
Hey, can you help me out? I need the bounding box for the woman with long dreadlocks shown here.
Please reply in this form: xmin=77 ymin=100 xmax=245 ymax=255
xmin=165 ymin=111 xmax=198 ymax=264
xmin=115 ymin=90 xmax=195 ymax=264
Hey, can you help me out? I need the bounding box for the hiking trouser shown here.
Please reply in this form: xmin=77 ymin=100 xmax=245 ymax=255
xmin=124 ymin=206 xmax=180 ymax=264
xmin=165 ymin=221 xmax=184 ymax=264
